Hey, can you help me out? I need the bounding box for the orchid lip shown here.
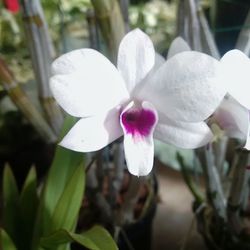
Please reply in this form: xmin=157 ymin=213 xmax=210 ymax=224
xmin=121 ymin=104 xmax=157 ymax=138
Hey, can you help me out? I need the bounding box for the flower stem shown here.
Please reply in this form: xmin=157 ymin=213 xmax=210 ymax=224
xmin=177 ymin=153 xmax=204 ymax=205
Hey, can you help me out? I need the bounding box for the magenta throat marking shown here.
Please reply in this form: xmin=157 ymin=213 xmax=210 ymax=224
xmin=121 ymin=108 xmax=156 ymax=137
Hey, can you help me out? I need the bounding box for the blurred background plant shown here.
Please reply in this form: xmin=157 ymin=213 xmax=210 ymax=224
xmin=0 ymin=0 xmax=250 ymax=250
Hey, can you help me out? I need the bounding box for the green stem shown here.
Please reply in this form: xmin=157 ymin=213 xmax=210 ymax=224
xmin=177 ymin=153 xmax=204 ymax=205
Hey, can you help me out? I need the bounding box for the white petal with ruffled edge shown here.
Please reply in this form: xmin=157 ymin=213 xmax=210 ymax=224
xmin=117 ymin=29 xmax=155 ymax=93
xmin=120 ymin=101 xmax=158 ymax=176
xmin=60 ymin=107 xmax=122 ymax=152
xmin=220 ymin=50 xmax=250 ymax=109
xmin=214 ymin=97 xmax=249 ymax=140
xmin=167 ymin=37 xmax=191 ymax=59
xmin=50 ymin=49 xmax=129 ymax=117
xmin=154 ymin=116 xmax=213 ymax=148
xmin=136 ymin=51 xmax=226 ymax=122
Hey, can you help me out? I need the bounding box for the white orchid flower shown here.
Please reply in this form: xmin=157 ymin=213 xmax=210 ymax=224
xmin=50 ymin=29 xmax=226 ymax=176
xmin=171 ymin=38 xmax=250 ymax=149
xmin=220 ymin=50 xmax=250 ymax=109
xmin=213 ymin=49 xmax=250 ymax=149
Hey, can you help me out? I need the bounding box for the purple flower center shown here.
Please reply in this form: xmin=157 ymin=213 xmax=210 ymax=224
xmin=121 ymin=108 xmax=157 ymax=137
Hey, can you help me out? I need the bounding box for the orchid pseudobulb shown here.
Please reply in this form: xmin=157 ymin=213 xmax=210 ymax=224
xmin=50 ymin=29 xmax=225 ymax=176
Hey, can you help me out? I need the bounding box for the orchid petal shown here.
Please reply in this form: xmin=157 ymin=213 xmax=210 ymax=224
xmin=50 ymin=49 xmax=129 ymax=117
xmin=120 ymin=101 xmax=158 ymax=176
xmin=220 ymin=49 xmax=250 ymax=109
xmin=122 ymin=134 xmax=154 ymax=176
xmin=143 ymin=52 xmax=165 ymax=83
xmin=214 ymin=97 xmax=249 ymax=140
xmin=117 ymin=28 xmax=155 ymax=93
xmin=60 ymin=107 xmax=122 ymax=152
xmin=167 ymin=37 xmax=191 ymax=59
xmin=154 ymin=116 xmax=213 ymax=148
xmin=155 ymin=52 xmax=165 ymax=68
xmin=136 ymin=51 xmax=226 ymax=122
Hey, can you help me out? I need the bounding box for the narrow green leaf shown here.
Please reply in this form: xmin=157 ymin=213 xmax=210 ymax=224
xmin=50 ymin=162 xmax=85 ymax=232
xmin=42 ymin=116 xmax=84 ymax=231
xmin=40 ymin=226 xmax=118 ymax=250
xmin=3 ymin=164 xmax=20 ymax=246
xmin=19 ymin=166 xmax=38 ymax=249
xmin=0 ymin=228 xmax=17 ymax=250
xmin=80 ymin=225 xmax=118 ymax=250
xmin=32 ymin=116 xmax=85 ymax=249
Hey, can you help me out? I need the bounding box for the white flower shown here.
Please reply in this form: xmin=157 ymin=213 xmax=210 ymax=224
xmin=213 ymin=50 xmax=250 ymax=149
xmin=50 ymin=29 xmax=225 ymax=176
xmin=219 ymin=50 xmax=250 ymax=110
xmin=172 ymin=38 xmax=250 ymax=149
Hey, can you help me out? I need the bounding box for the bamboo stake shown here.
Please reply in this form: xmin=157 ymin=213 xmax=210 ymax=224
xmin=235 ymin=9 xmax=250 ymax=56
xmin=20 ymin=0 xmax=64 ymax=135
xmin=0 ymin=58 xmax=56 ymax=143
xmin=213 ymin=137 xmax=228 ymax=177
xmin=91 ymin=0 xmax=126 ymax=62
xmin=35 ymin=0 xmax=56 ymax=58
xmin=197 ymin=145 xmax=227 ymax=220
xmin=119 ymin=0 xmax=130 ymax=32
xmin=227 ymin=150 xmax=250 ymax=234
xmin=86 ymin=9 xmax=100 ymax=50
xmin=197 ymin=3 xmax=220 ymax=59
xmin=177 ymin=0 xmax=191 ymax=44
xmin=57 ymin=0 xmax=67 ymax=53
xmin=177 ymin=0 xmax=219 ymax=58
xmin=186 ymin=0 xmax=202 ymax=51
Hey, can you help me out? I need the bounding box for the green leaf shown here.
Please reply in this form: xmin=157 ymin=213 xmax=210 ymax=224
xmin=32 ymin=116 xmax=85 ymax=249
xmin=43 ymin=116 xmax=84 ymax=230
xmin=0 ymin=228 xmax=17 ymax=250
xmin=80 ymin=225 xmax=118 ymax=250
xmin=50 ymin=162 xmax=85 ymax=232
xmin=3 ymin=164 xmax=20 ymax=246
xmin=40 ymin=226 xmax=118 ymax=250
xmin=19 ymin=166 xmax=38 ymax=249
